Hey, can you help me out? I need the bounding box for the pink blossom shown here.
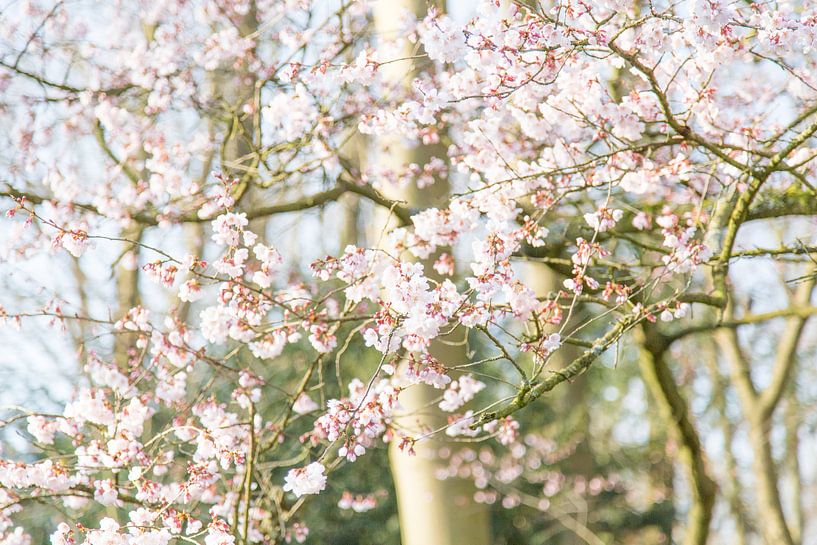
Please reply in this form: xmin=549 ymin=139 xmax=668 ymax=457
xmin=26 ymin=416 xmax=58 ymax=445
xmin=439 ymin=375 xmax=486 ymax=412
xmin=292 ymin=393 xmax=319 ymax=415
xmin=283 ymin=462 xmax=327 ymax=497
xmin=211 ymin=213 xmax=248 ymax=247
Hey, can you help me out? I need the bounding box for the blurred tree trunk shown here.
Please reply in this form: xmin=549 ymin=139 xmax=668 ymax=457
xmin=373 ymin=3 xmax=491 ymax=545
xmin=783 ymin=394 xmax=803 ymax=545
xmin=716 ymin=274 xmax=814 ymax=545
xmin=111 ymin=21 xmax=156 ymax=366
xmin=519 ymin=261 xmax=595 ymax=544
xmin=702 ymin=339 xmax=748 ymax=545
xmin=216 ymin=4 xmax=261 ymax=231
xmin=636 ymin=326 xmax=715 ymax=545
xmin=387 ymin=329 xmax=492 ymax=545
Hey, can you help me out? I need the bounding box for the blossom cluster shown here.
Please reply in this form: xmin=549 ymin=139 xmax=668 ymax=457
xmin=0 ymin=0 xmax=816 ymax=543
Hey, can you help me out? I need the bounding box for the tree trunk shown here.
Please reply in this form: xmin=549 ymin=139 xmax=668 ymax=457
xmin=388 ymin=329 xmax=492 ymax=545
xmin=373 ymin=3 xmax=491 ymax=544
xmin=637 ymin=326 xmax=715 ymax=545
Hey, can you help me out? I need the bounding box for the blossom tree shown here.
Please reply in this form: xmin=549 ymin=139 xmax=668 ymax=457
xmin=2 ymin=1 xmax=817 ymax=544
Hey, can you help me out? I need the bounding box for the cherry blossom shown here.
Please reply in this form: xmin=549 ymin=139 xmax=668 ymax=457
xmin=283 ymin=462 xmax=327 ymax=498
xmin=1 ymin=1 xmax=816 ymax=543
